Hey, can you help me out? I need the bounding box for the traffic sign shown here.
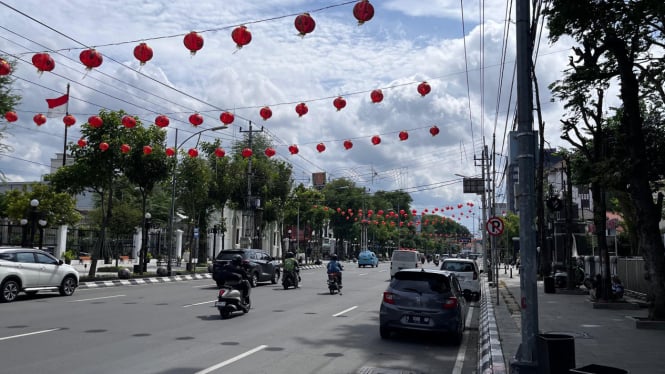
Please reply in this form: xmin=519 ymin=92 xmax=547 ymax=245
xmin=486 ymin=216 xmax=505 ymax=236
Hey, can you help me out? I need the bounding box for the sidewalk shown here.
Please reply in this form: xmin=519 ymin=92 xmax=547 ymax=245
xmin=487 ymin=266 xmax=665 ymax=373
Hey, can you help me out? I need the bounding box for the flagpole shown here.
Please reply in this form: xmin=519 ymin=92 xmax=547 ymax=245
xmin=62 ymin=83 xmax=70 ymax=167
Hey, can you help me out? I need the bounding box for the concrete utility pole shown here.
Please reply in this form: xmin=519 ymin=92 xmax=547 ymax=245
xmin=510 ymin=0 xmax=540 ymax=371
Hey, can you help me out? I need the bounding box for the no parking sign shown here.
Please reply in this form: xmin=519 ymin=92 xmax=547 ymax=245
xmin=486 ymin=216 xmax=505 ymax=236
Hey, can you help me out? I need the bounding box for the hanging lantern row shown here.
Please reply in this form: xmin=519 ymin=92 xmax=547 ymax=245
xmin=19 ymin=1 xmax=373 ymax=76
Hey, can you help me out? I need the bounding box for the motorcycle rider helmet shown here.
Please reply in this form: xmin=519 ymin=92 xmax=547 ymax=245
xmin=331 ymin=254 xmax=338 ymax=261
xmin=231 ymin=254 xmax=243 ymax=266
xmin=286 ymin=252 xmax=294 ymax=259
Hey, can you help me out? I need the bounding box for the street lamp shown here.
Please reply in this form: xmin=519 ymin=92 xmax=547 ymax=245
xmin=139 ymin=212 xmax=151 ymax=273
xmin=21 ymin=199 xmax=42 ymax=248
xmin=167 ymin=125 xmax=228 ymax=276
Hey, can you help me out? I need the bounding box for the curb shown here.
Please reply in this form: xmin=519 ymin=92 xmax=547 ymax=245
xmin=478 ymin=277 xmax=507 ymax=374
xmin=78 ymin=273 xmax=213 ymax=289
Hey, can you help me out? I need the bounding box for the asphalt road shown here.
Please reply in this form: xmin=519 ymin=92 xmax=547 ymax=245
xmin=0 ymin=261 xmax=480 ymax=374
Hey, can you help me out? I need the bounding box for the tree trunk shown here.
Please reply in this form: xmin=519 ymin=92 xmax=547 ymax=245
xmin=590 ymin=182 xmax=611 ymax=300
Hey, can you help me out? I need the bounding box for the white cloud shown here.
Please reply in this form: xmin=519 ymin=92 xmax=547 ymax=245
xmin=0 ymin=0 xmax=583 ymax=235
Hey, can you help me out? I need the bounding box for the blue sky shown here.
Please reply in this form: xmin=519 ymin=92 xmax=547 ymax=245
xmin=0 ymin=0 xmax=576 ymax=236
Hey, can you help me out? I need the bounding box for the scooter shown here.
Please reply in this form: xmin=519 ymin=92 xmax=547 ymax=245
xmin=216 ymin=280 xmax=251 ymax=319
xmin=282 ymin=269 xmax=300 ymax=289
xmin=327 ymin=272 xmax=342 ymax=295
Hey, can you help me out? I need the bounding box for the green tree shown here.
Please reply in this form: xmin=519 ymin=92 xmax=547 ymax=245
xmin=546 ymin=0 xmax=665 ymax=319
xmin=0 ymin=57 xmax=22 ymax=180
xmin=5 ymin=183 xmax=81 ymax=226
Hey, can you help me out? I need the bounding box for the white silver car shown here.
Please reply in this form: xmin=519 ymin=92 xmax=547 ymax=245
xmin=439 ymin=258 xmax=482 ymax=301
xmin=0 ymin=248 xmax=79 ymax=302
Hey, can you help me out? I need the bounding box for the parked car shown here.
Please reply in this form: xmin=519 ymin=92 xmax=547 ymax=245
xmin=212 ymin=249 xmax=280 ymax=288
xmin=379 ymin=268 xmax=468 ymax=344
xmin=0 ymin=247 xmax=80 ymax=302
xmin=439 ymin=258 xmax=482 ymax=301
xmin=390 ymin=249 xmax=421 ymax=278
xmin=358 ymin=250 xmax=379 ymax=268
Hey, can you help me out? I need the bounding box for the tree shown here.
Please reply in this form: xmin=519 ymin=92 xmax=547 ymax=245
xmin=546 ymin=1 xmax=665 ymax=319
xmin=0 ymin=57 xmax=22 ymax=180
xmin=4 ymin=183 xmax=81 ymax=226
xmin=46 ymin=110 xmax=166 ymax=277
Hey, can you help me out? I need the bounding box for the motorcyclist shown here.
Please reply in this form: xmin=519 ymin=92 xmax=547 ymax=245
xmin=611 ymin=275 xmax=624 ymax=300
xmin=283 ymin=252 xmax=300 ymax=284
xmin=218 ymin=255 xmax=250 ymax=304
xmin=326 ymin=254 xmax=344 ymax=286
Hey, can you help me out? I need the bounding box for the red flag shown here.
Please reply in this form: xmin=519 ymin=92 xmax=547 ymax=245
xmin=46 ymin=94 xmax=68 ymax=118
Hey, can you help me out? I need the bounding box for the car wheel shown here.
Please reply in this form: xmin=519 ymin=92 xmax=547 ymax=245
xmin=59 ymin=276 xmax=77 ymax=296
xmin=1 ymin=279 xmax=20 ymax=303
xmin=249 ymin=272 xmax=259 ymax=288
xmin=379 ymin=326 xmax=391 ymax=339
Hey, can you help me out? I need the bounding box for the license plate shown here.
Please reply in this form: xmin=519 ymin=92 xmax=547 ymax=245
xmin=215 ymin=301 xmax=226 ymax=307
xmin=405 ymin=315 xmax=430 ymax=324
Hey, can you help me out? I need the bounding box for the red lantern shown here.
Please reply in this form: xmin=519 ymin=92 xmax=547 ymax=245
xmin=0 ymin=59 xmax=10 ymax=76
xmin=370 ymin=89 xmax=383 ymax=103
xmin=88 ymin=115 xmax=103 ymax=128
xmin=429 ymin=125 xmax=440 ymax=136
xmin=343 ymin=140 xmax=353 ymax=150
xmin=188 ymin=148 xmax=199 ymax=158
xmin=214 ymin=147 xmax=226 ymax=158
xmin=155 ymin=115 xmax=169 ymax=128
xmin=133 ymin=43 xmax=153 ymax=65
xmin=264 ymin=147 xmax=276 ymax=158
xmin=4 ymin=111 xmax=17 ymax=122
xmin=288 ymin=145 xmax=299 ymax=155
xmin=120 ymin=144 xmax=131 ymax=154
xmin=220 ymin=111 xmax=234 ymax=125
xmin=333 ymin=96 xmax=346 ymax=111
xmin=241 ymin=148 xmax=253 ymax=158
xmin=166 ymin=147 xmax=175 ymax=157
xmin=32 ymin=53 xmax=55 ymax=73
xmin=189 ymin=113 xmax=203 ymax=127
xmin=121 ymin=115 xmax=136 ymax=129
xmin=63 ymin=114 xmax=76 ymax=127
xmin=143 ymin=145 xmax=153 ymax=155
xmin=371 ymin=135 xmax=381 ymax=145
xmin=417 ymin=81 xmax=431 ymax=97
xmin=231 ymin=25 xmax=252 ymax=49
xmin=295 ymin=102 xmax=308 ymax=117
xmin=77 ymin=138 xmax=87 ymax=147
xmin=316 ymin=143 xmax=326 ymax=153
xmin=398 ymin=131 xmax=408 ymax=141
xmin=33 ymin=113 xmax=46 ymax=126
xmin=79 ymin=49 xmax=103 ymax=70
xmin=99 ymin=142 xmax=109 ymax=151
xmin=353 ymin=0 xmax=375 ymax=25
xmin=183 ymin=31 xmax=204 ymax=55
xmin=259 ymin=106 xmax=272 ymax=121
xmin=294 ymin=13 xmax=316 ymax=37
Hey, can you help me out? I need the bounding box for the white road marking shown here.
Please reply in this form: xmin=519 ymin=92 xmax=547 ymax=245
xmin=194 ymin=345 xmax=268 ymax=374
xmin=452 ymin=305 xmax=475 ymax=374
xmin=358 ymin=273 xmax=368 ymax=276
xmin=67 ymin=294 xmax=125 ymax=302
xmin=183 ymin=300 xmax=217 ymax=308
xmin=333 ymin=306 xmax=358 ymax=317
xmin=193 ymin=284 xmax=217 ymax=288
xmin=0 ymin=328 xmax=60 ymax=341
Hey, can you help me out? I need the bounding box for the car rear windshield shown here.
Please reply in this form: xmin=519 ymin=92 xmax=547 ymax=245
xmin=392 ymin=251 xmax=417 ymax=261
xmin=441 ymin=261 xmax=475 ymax=272
xmin=392 ymin=272 xmax=450 ymax=294
xmin=216 ymin=251 xmax=248 ymax=260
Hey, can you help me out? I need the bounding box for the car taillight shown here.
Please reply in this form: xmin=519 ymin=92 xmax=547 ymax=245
xmin=443 ymin=297 xmax=458 ymax=309
xmin=218 ymin=289 xmax=227 ymax=297
xmin=383 ymin=292 xmax=395 ymax=304
xmin=473 ymin=272 xmax=478 ymax=280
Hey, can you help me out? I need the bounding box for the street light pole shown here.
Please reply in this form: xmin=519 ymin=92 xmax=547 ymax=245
xmin=167 ymin=125 xmax=228 ymax=276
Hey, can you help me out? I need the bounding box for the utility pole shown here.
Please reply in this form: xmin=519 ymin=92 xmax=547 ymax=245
xmin=239 ymin=121 xmax=263 ymax=248
xmin=511 ymin=0 xmax=540 ymax=371
xmin=476 ymin=146 xmax=490 ymax=282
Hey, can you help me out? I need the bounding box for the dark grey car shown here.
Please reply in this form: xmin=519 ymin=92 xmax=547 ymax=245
xmin=379 ymin=268 xmax=468 ymax=344
xmin=212 ymin=249 xmax=280 ymax=288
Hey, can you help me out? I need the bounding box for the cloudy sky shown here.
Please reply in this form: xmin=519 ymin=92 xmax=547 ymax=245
xmin=0 ymin=0 xmax=576 ymax=236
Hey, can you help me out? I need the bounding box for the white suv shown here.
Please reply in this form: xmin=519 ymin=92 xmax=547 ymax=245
xmin=0 ymin=248 xmax=79 ymax=302
xmin=440 ymin=258 xmax=482 ymax=301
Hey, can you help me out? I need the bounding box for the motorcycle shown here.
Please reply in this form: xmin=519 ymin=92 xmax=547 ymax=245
xmin=553 ymin=265 xmax=585 ymax=288
xmin=282 ymin=269 xmax=300 ymax=289
xmin=215 ymin=279 xmax=251 ymax=319
xmin=327 ymin=272 xmax=342 ymax=295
